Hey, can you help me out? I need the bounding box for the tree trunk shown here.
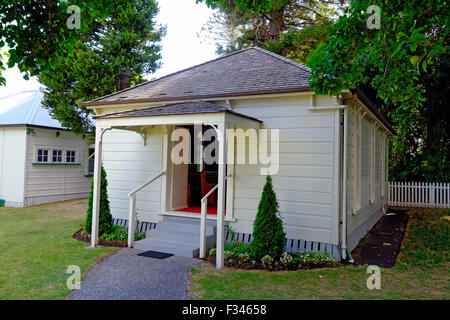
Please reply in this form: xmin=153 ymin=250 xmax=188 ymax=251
xmin=268 ymin=9 xmax=284 ymax=43
xmin=116 ymin=70 xmax=132 ymax=91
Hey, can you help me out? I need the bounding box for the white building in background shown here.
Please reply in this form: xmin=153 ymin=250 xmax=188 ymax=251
xmin=0 ymin=91 xmax=93 ymax=207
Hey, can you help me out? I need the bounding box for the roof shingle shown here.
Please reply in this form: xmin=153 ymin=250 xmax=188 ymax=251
xmin=84 ymin=47 xmax=311 ymax=106
xmin=95 ymin=101 xmax=262 ymax=123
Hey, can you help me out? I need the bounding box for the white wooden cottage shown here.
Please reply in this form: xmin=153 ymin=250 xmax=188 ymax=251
xmin=0 ymin=91 xmax=92 ymax=207
xmin=84 ymin=47 xmax=394 ymax=268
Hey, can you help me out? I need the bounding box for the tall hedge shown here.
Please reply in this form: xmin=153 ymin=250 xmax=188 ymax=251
xmin=85 ymin=165 xmax=113 ymax=236
xmin=250 ymin=175 xmax=286 ymax=260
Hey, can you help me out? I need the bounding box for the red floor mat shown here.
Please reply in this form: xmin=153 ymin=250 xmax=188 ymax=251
xmin=175 ymin=205 xmax=226 ymax=215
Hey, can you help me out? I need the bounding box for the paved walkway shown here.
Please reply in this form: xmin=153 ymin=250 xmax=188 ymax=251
xmin=66 ymin=248 xmax=200 ymax=300
xmin=352 ymin=209 xmax=409 ymax=267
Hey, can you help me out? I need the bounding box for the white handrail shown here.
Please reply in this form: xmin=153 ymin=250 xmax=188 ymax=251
xmin=201 ymin=184 xmax=219 ymax=202
xmin=199 ymin=175 xmax=231 ymax=258
xmin=129 ymin=171 xmax=166 ymax=198
xmin=128 ymin=170 xmax=166 ymax=247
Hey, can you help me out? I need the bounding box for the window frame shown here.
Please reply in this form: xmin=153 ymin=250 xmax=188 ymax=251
xmin=52 ymin=149 xmax=63 ymax=163
xmin=370 ymin=123 xmax=376 ymax=204
xmin=352 ymin=109 xmax=362 ymax=213
xmin=33 ymin=146 xmax=80 ymax=165
xmin=66 ymin=150 xmax=76 ymax=163
xmin=380 ymin=134 xmax=386 ymax=197
xmin=86 ymin=147 xmax=95 ymax=175
xmin=36 ymin=149 xmax=49 ymax=163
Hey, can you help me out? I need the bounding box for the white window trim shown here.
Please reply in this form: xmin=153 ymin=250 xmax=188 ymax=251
xmin=380 ymin=134 xmax=386 ymax=197
xmin=36 ymin=148 xmax=50 ymax=163
xmin=52 ymin=149 xmax=63 ymax=163
xmin=85 ymin=146 xmax=95 ymax=175
xmin=33 ymin=145 xmax=80 ymax=164
xmin=370 ymin=123 xmax=376 ymax=204
xmin=66 ymin=150 xmax=77 ymax=163
xmin=352 ymin=109 xmax=362 ymax=213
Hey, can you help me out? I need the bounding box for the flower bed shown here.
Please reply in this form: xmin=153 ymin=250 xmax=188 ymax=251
xmin=207 ymin=242 xmax=338 ymax=271
xmin=73 ymin=225 xmax=146 ymax=248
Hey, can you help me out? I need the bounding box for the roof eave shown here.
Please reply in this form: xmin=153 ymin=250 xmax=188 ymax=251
xmin=82 ymin=87 xmax=311 ymax=108
xmin=0 ymin=124 xmax=69 ymax=131
xmin=348 ymin=88 xmax=396 ymax=136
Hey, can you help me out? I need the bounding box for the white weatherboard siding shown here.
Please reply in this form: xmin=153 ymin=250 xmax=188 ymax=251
xmin=345 ymin=103 xmax=388 ymax=251
xmin=102 ymin=129 xmax=164 ymax=223
xmin=0 ymin=127 xmax=27 ymax=204
xmin=25 ymin=128 xmax=91 ymax=199
xmin=229 ymin=95 xmax=339 ymax=245
xmin=98 ymin=93 xmax=391 ymax=254
xmin=100 ymin=94 xmax=340 ymax=247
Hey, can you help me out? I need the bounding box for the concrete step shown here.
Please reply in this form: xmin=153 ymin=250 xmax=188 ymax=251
xmin=134 ymin=216 xmax=217 ymax=257
xmin=153 ymin=221 xmax=216 ymax=235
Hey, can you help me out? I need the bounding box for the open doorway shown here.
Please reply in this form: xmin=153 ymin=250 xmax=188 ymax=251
xmin=171 ymin=125 xmax=222 ymax=215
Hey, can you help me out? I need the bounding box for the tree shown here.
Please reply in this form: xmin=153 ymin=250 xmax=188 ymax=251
xmin=85 ymin=166 xmax=113 ymax=236
xmin=38 ymin=0 xmax=165 ymax=135
xmin=307 ymin=0 xmax=450 ymax=181
xmin=198 ymin=0 xmax=344 ymax=63
xmin=250 ymin=175 xmax=286 ymax=260
xmin=0 ymin=1 xmax=121 ymax=85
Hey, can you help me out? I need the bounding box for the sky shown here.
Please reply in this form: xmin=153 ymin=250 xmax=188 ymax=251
xmin=0 ymin=0 xmax=217 ymax=99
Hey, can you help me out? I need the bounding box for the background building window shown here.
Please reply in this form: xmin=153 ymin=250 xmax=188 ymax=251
xmin=52 ymin=150 xmax=63 ymax=163
xmin=66 ymin=151 xmax=76 ymax=163
xmin=37 ymin=149 xmax=48 ymax=162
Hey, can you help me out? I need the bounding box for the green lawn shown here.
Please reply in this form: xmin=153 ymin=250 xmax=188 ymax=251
xmin=191 ymin=208 xmax=450 ymax=300
xmin=0 ymin=200 xmax=118 ymax=300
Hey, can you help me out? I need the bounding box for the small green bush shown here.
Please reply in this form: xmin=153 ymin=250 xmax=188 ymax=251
xmin=261 ymin=255 xmax=274 ymax=267
xmin=280 ymin=252 xmax=293 ymax=266
xmin=224 ymin=242 xmax=252 ymax=255
xmin=250 ymin=175 xmax=286 ymax=260
xmin=224 ymin=250 xmax=234 ymax=260
xmin=85 ymin=165 xmax=113 ymax=236
xmin=238 ymin=252 xmax=250 ymax=262
xmin=100 ymin=225 xmax=146 ymax=242
xmin=291 ymin=252 xmax=335 ymax=267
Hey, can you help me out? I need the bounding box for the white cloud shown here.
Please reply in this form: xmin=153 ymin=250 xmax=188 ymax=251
xmin=0 ymin=66 xmax=42 ymax=98
xmin=150 ymin=0 xmax=217 ymax=79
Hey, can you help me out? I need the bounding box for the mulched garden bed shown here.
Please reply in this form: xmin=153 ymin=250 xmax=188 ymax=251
xmin=351 ymin=208 xmax=409 ymax=267
xmin=206 ymin=254 xmax=338 ymax=271
xmin=73 ymin=229 xmax=128 ymax=247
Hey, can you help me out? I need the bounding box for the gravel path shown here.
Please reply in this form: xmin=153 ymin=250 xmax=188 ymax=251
xmin=66 ymin=248 xmax=200 ymax=300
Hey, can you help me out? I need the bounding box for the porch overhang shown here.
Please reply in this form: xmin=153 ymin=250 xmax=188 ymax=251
xmin=93 ymin=101 xmax=262 ymax=130
xmin=90 ymin=101 xmax=262 ymax=270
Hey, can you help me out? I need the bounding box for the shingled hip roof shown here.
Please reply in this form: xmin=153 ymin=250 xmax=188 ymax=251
xmin=84 ymin=47 xmax=311 ymax=106
xmin=95 ymin=101 xmax=262 ymax=123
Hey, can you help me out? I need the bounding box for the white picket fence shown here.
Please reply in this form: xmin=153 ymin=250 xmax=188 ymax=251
xmin=389 ymin=182 xmax=450 ymax=208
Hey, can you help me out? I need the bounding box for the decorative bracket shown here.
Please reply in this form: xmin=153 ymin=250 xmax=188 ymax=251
xmin=137 ymin=130 xmax=148 ymax=146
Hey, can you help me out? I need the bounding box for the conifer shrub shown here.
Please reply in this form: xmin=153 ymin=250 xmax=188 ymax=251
xmin=85 ymin=165 xmax=113 ymax=236
xmin=250 ymin=175 xmax=286 ymax=260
